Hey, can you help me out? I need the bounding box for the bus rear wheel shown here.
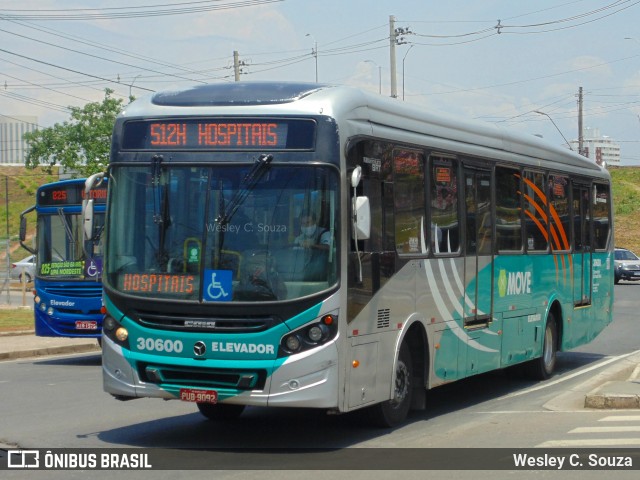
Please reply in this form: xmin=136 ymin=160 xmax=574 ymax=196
xmin=367 ymin=342 xmax=413 ymax=428
xmin=526 ymin=312 xmax=557 ymax=380
xmin=197 ymin=402 xmax=246 ymax=421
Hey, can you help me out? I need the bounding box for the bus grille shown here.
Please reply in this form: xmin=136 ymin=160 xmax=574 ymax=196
xmin=132 ymin=310 xmax=279 ymax=333
xmin=138 ymin=362 xmax=267 ymax=390
xmin=43 ymin=285 xmax=102 ymax=298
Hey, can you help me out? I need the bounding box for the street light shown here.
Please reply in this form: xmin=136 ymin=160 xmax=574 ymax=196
xmin=305 ymin=33 xmax=318 ymax=82
xmin=129 ymin=74 xmax=141 ymax=100
xmin=365 ymin=60 xmax=382 ymax=94
xmin=402 ymin=44 xmax=414 ymax=101
xmin=534 ymin=110 xmax=574 ymax=150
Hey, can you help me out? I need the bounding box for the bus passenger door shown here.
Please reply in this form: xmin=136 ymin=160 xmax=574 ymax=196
xmin=462 ymin=166 xmax=495 ymax=376
xmin=572 ymin=184 xmax=592 ymax=307
xmin=463 ymin=167 xmax=493 ymax=327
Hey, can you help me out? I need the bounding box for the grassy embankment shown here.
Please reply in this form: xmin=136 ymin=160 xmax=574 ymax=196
xmin=1 ymin=166 xmax=59 ymax=332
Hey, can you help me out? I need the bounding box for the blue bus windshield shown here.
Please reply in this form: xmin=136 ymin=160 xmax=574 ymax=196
xmin=37 ymin=211 xmax=105 ymax=281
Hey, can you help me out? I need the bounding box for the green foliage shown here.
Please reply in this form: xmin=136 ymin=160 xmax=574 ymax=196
xmin=0 ymin=167 xmax=57 ymax=266
xmin=611 ymin=168 xmax=640 ymax=216
xmin=23 ymin=89 xmax=125 ymax=177
xmin=609 ymin=167 xmax=640 ymax=253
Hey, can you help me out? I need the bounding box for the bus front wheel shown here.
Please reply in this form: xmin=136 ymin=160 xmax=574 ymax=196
xmin=367 ymin=342 xmax=413 ymax=428
xmin=197 ymin=402 xmax=246 ymax=421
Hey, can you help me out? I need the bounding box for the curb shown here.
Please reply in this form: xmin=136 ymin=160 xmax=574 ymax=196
xmin=0 ymin=342 xmax=100 ymax=361
xmin=0 ymin=329 xmax=37 ymax=337
xmin=584 ymin=356 xmax=640 ymax=409
xmin=584 ymin=381 xmax=640 ymax=409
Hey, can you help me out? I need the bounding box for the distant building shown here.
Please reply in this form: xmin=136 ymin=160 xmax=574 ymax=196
xmin=0 ymin=116 xmax=38 ymax=165
xmin=571 ymin=127 xmax=620 ymax=167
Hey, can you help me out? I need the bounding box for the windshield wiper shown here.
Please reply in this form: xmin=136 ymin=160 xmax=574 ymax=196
xmin=57 ymin=208 xmax=77 ymax=258
xmin=151 ymin=155 xmax=171 ymax=269
xmin=216 ymin=154 xmax=273 ymax=226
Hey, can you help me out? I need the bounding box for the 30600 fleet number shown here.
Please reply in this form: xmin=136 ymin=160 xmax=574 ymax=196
xmin=136 ymin=337 xmax=184 ymax=353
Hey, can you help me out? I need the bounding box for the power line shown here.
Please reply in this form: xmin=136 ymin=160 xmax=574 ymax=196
xmin=0 ymin=27 xmax=208 ymax=85
xmin=0 ymin=18 xmax=218 ymax=82
xmin=0 ymin=46 xmax=154 ymax=92
xmin=0 ymin=90 xmax=70 ymax=113
xmin=0 ymin=1 xmax=284 ymax=21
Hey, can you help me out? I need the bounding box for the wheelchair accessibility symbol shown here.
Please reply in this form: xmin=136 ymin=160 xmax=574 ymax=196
xmin=85 ymin=257 xmax=102 ymax=278
xmin=203 ymin=269 xmax=232 ymax=302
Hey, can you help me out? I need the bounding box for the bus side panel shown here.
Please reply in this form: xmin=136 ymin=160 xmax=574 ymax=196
xmin=418 ymin=256 xmax=502 ymax=385
xmin=494 ymin=254 xmax=554 ymax=366
xmin=580 ymin=251 xmax=614 ymax=345
xmin=417 ymin=256 xmax=465 ymax=385
xmin=345 ymin=260 xmax=417 ymax=410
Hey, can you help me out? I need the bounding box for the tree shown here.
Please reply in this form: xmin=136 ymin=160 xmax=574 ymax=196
xmin=24 ymin=89 xmax=126 ymax=177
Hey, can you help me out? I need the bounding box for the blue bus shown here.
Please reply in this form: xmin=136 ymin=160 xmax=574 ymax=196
xmin=93 ymin=82 xmax=613 ymax=427
xmin=20 ymin=177 xmax=107 ymax=338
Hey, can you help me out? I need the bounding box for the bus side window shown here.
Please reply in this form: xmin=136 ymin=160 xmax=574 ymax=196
xmin=523 ymin=171 xmax=549 ymax=252
xmin=393 ymin=149 xmax=425 ymax=255
xmin=430 ymin=156 xmax=459 ymax=254
xmin=495 ymin=166 xmax=523 ymax=252
xmin=592 ymin=183 xmax=611 ymax=250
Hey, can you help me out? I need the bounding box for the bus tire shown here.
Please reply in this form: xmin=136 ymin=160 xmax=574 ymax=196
xmin=526 ymin=312 xmax=557 ymax=380
xmin=367 ymin=342 xmax=413 ymax=428
xmin=197 ymin=402 xmax=245 ymax=421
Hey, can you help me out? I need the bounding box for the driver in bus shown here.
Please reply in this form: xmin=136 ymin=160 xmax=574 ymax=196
xmin=293 ymin=212 xmax=332 ymax=280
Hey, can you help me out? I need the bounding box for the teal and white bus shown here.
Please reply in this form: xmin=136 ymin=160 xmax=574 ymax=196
xmin=95 ymin=82 xmax=613 ymax=427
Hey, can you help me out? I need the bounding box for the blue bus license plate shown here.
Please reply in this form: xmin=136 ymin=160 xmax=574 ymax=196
xmin=75 ymin=321 xmax=98 ymax=330
xmin=180 ymin=388 xmax=218 ymax=404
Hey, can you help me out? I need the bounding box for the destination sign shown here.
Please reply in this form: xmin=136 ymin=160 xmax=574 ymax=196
xmin=38 ymin=183 xmax=108 ymax=207
xmin=121 ymin=119 xmax=316 ymax=150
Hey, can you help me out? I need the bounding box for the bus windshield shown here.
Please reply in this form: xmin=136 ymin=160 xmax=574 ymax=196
xmin=106 ymin=162 xmax=339 ymax=302
xmin=37 ymin=211 xmax=105 ymax=280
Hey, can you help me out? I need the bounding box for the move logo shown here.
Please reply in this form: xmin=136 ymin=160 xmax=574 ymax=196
xmin=498 ymin=269 xmax=532 ymax=297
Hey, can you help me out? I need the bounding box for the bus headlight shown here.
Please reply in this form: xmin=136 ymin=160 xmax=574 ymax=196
xmin=104 ymin=316 xmax=118 ymax=331
xmin=115 ymin=327 xmax=129 ymax=342
xmin=103 ymin=315 xmax=130 ymax=349
xmin=47 ymin=307 xmax=54 ymax=316
xmin=308 ymin=325 xmax=323 ymax=342
xmin=285 ymin=335 xmax=302 ymax=352
xmin=279 ymin=312 xmax=338 ymax=357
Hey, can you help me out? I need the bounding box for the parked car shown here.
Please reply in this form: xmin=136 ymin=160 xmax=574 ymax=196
xmin=10 ymin=254 xmax=36 ymax=283
xmin=614 ymin=247 xmax=640 ymax=284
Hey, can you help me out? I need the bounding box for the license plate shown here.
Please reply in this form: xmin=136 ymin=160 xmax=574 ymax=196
xmin=75 ymin=321 xmax=98 ymax=330
xmin=180 ymin=388 xmax=218 ymax=404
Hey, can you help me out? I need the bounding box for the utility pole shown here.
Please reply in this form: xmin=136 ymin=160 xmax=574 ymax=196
xmin=233 ymin=51 xmax=241 ymax=82
xmin=3 ymin=176 xmax=10 ymax=304
xmin=389 ymin=15 xmax=412 ymax=99
xmin=389 ymin=16 xmax=398 ymax=98
xmin=578 ymin=87 xmax=584 ymax=156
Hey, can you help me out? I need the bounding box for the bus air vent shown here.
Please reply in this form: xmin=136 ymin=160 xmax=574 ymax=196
xmin=377 ymin=309 xmax=391 ymax=329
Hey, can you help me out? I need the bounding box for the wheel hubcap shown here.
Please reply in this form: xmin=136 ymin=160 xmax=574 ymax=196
xmin=392 ymin=361 xmax=410 ymax=406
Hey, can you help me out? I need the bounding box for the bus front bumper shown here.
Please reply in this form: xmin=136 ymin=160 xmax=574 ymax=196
xmin=102 ymin=335 xmax=340 ymax=409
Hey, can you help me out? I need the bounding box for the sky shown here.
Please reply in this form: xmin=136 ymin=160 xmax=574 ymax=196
xmin=2 ymin=0 xmax=640 ymax=164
